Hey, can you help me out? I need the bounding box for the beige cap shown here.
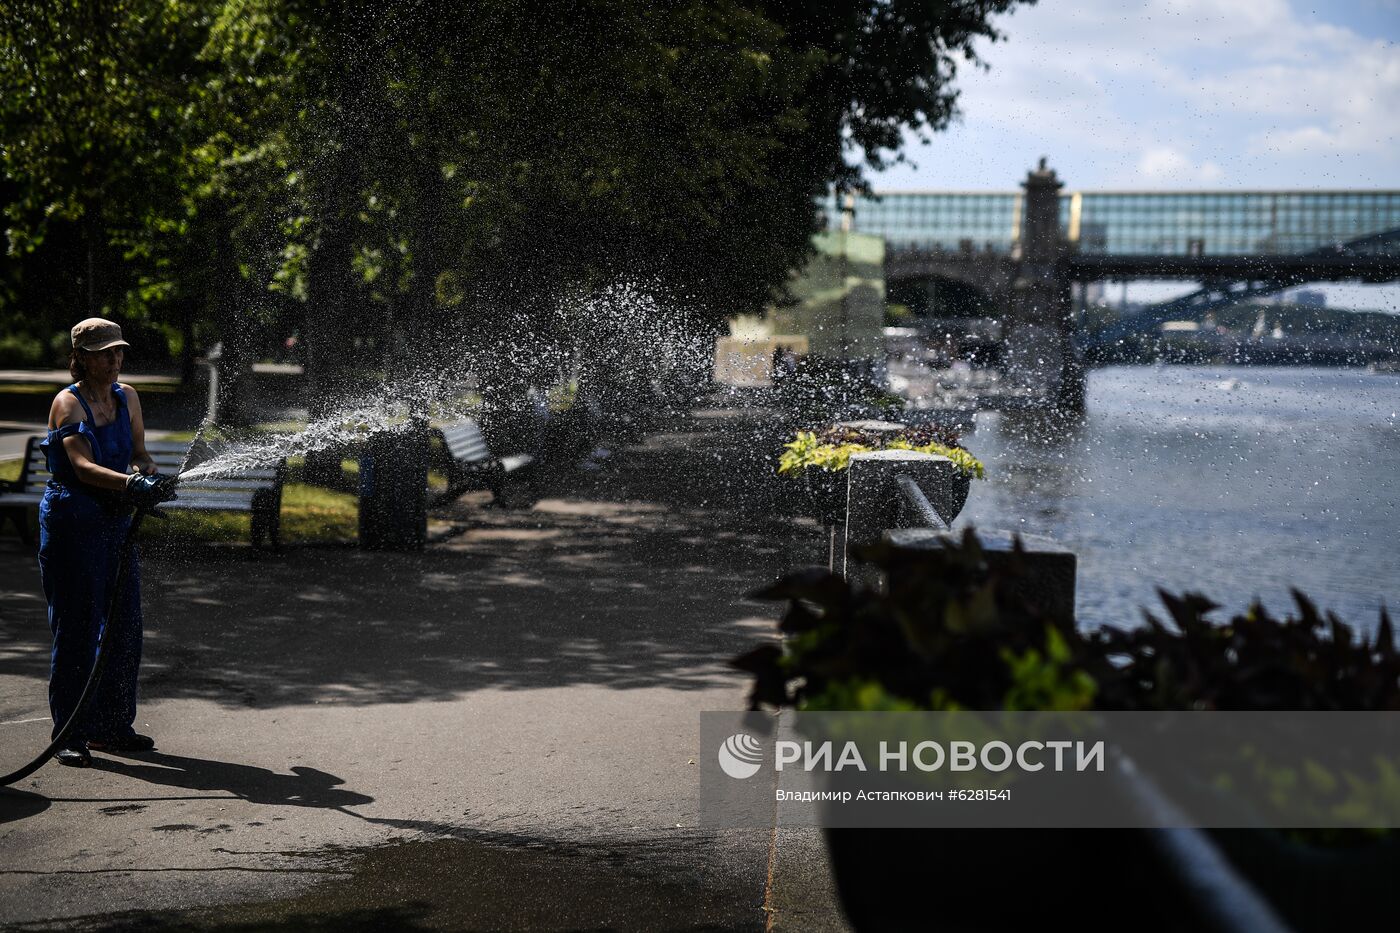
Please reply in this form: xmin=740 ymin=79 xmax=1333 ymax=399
xmin=71 ymin=317 xmax=131 ymax=352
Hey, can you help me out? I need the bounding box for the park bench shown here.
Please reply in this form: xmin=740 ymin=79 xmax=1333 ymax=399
xmin=145 ymin=440 xmax=285 ymax=549
xmin=0 ymin=436 xmax=284 ymax=549
xmin=429 ymin=418 xmax=536 ymax=508
xmin=0 ymin=437 xmax=49 ymax=544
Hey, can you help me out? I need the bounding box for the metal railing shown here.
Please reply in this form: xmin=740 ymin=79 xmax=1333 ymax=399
xmin=894 ymin=473 xmax=947 ymax=530
xmin=1114 ymin=756 xmax=1292 ymax=933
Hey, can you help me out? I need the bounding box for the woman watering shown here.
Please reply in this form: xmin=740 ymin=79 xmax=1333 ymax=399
xmin=40 ymin=318 xmax=176 ymax=767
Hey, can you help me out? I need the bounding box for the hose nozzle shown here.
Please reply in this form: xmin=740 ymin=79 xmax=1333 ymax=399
xmin=126 ymin=471 xmax=180 ymax=511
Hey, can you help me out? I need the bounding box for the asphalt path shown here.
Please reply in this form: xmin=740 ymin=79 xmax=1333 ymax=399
xmin=0 ymin=406 xmax=848 ymax=931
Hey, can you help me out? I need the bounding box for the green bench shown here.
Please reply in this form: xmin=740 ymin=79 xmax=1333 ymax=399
xmin=0 ymin=437 xmax=285 ymax=549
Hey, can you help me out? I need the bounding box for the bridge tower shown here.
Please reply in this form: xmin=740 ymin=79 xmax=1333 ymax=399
xmin=1005 ymin=159 xmax=1085 ymax=411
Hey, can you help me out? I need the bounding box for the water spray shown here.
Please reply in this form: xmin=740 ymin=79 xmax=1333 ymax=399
xmin=2 ymin=278 xmax=712 ymax=783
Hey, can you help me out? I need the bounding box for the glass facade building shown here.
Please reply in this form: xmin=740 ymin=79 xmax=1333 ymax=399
xmin=824 ymin=191 xmax=1400 ymax=257
xmin=824 ymin=192 xmax=1023 ymax=253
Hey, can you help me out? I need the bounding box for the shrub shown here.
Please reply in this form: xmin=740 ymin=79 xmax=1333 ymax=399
xmin=734 ymin=530 xmax=1397 ymax=714
xmin=733 ymin=531 xmax=1084 ymax=712
xmin=0 ymin=333 xmax=46 ymax=368
xmin=732 ymin=531 xmax=1400 ymax=844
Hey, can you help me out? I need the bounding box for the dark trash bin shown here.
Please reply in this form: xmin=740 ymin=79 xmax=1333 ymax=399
xmin=358 ymin=419 xmax=429 ymax=551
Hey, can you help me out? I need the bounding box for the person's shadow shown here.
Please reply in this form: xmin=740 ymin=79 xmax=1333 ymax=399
xmin=90 ymin=750 xmax=374 ymax=810
xmin=0 ymin=788 xmax=51 ymax=825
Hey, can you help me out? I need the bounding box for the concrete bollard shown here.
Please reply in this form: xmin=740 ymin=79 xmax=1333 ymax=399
xmin=885 ymin=528 xmax=1077 ymax=625
xmin=843 ymin=449 xmax=971 ymax=577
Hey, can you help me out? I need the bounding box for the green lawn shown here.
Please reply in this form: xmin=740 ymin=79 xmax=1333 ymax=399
xmin=145 ymin=454 xmax=449 ymax=546
xmin=143 ymin=479 xmax=361 ymax=546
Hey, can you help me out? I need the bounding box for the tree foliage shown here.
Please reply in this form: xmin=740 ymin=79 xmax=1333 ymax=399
xmin=0 ymin=1 xmax=220 ymax=357
xmin=1 ymin=0 xmax=1031 ymax=385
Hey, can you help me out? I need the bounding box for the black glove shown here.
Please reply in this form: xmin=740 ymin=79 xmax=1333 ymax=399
xmin=125 ymin=472 xmax=178 ymax=510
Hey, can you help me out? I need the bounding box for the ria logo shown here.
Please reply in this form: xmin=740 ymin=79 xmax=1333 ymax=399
xmin=718 ymin=733 xmax=764 ymax=779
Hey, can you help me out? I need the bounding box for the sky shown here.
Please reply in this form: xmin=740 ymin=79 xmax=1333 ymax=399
xmin=866 ymin=0 xmax=1400 ymax=309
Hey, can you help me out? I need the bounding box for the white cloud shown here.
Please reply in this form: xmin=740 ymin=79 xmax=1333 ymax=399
xmin=872 ymin=0 xmax=1400 ymax=190
xmin=1183 ymin=40 xmax=1400 ymax=157
xmin=1261 ymin=126 xmax=1339 ymax=153
xmin=1137 ymin=147 xmax=1224 ymax=183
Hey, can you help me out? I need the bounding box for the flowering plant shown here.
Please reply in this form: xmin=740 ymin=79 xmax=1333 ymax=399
xmin=777 ymin=424 xmax=984 ymax=480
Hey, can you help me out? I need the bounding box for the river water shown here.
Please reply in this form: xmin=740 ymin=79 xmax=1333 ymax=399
xmin=958 ymin=365 xmax=1400 ymax=634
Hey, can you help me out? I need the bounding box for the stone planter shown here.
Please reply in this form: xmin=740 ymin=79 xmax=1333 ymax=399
xmin=798 ymin=469 xmax=847 ymax=526
xmin=822 ymin=784 xmax=1398 ymax=932
xmin=795 ymin=456 xmax=973 ymax=530
xmin=822 ymin=825 xmax=1181 ymax=933
xmin=1206 ymin=829 xmax=1400 ymax=933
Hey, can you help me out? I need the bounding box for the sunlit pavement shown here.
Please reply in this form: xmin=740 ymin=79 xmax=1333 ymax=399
xmin=0 ymin=408 xmax=849 ymax=931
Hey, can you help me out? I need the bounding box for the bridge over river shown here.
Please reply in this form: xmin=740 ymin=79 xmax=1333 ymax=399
xmin=829 ymin=164 xmax=1400 ymax=409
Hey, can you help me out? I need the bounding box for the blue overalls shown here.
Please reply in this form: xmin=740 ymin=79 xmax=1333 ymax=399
xmin=38 ymin=384 xmax=142 ymax=742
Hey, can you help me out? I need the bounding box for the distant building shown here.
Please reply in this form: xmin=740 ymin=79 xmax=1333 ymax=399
xmin=768 ymin=230 xmax=886 ymax=361
xmin=717 ymin=230 xmax=886 ymax=385
xmin=1160 ymin=321 xmax=1200 ymax=333
xmin=1078 ymin=221 xmax=1108 ymax=255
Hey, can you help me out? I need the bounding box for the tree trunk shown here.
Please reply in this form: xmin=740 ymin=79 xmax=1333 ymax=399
xmin=179 ymin=297 xmax=198 ymax=386
xmin=206 ymin=278 xmax=258 ymax=427
xmin=401 ymin=152 xmax=453 ymax=391
xmin=301 ymin=215 xmax=356 ymax=488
